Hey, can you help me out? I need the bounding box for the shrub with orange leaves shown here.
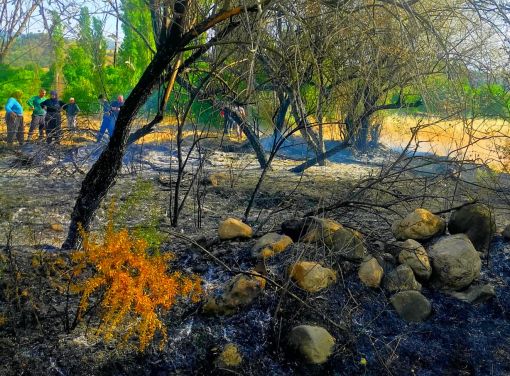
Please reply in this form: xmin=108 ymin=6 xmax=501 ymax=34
xmin=71 ymin=220 xmax=201 ymax=351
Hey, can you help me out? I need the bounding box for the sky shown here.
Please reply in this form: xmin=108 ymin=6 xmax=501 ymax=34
xmin=24 ymin=0 xmax=124 ymax=42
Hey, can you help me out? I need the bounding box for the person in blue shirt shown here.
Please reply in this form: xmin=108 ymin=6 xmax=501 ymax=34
xmin=110 ymin=95 xmax=124 ymax=125
xmin=5 ymin=90 xmax=24 ymax=145
xmin=96 ymin=94 xmax=113 ymax=142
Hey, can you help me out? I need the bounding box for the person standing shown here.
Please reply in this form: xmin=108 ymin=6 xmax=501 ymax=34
xmin=62 ymin=97 xmax=80 ymax=132
xmin=27 ymin=89 xmax=46 ymax=141
xmin=41 ymin=90 xmax=65 ymax=144
xmin=4 ymin=90 xmax=24 ymax=145
xmin=110 ymin=95 xmax=124 ymax=130
xmin=96 ymin=94 xmax=113 ymax=142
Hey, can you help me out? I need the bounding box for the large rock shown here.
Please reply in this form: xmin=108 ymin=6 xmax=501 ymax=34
xmin=218 ymin=218 xmax=253 ymax=240
xmin=398 ymin=239 xmax=432 ymax=280
xmin=331 ymin=228 xmax=367 ymax=262
xmin=203 ymin=273 xmax=265 ymax=315
xmin=384 ymin=264 xmax=421 ymax=293
xmin=502 ymin=224 xmax=510 ymax=240
xmin=390 ymin=291 xmax=432 ymax=322
xmin=301 ymin=217 xmax=343 ymax=246
xmin=392 ymin=208 xmax=445 ymax=241
xmin=287 ymin=325 xmax=335 ymax=364
xmin=252 ymin=233 xmax=293 ymax=258
xmin=448 ymin=284 xmax=496 ymax=304
xmin=448 ymin=203 xmax=496 ymax=253
xmin=289 ymin=261 xmax=337 ymax=293
xmin=429 ymin=234 xmax=481 ymax=290
xmin=358 ymin=257 xmax=384 ymax=288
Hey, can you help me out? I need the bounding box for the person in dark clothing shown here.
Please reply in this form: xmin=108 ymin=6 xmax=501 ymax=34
xmin=41 ymin=90 xmax=65 ymax=144
xmin=62 ymin=97 xmax=80 ymax=132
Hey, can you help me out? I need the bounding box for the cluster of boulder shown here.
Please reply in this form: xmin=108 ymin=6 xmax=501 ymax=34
xmin=359 ymin=203 xmax=498 ymax=322
xmin=204 ymin=203 xmax=505 ymax=367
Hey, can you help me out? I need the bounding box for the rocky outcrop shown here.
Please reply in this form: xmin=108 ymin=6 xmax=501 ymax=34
xmin=331 ymin=228 xmax=367 ymax=262
xmin=448 ymin=203 xmax=496 ymax=253
xmin=392 ymin=208 xmax=445 ymax=241
xmin=390 ymin=291 xmax=432 ymax=322
xmin=384 ymin=264 xmax=421 ymax=293
xmin=252 ymin=233 xmax=293 ymax=258
xmin=429 ymin=234 xmax=481 ymax=290
xmin=218 ymin=218 xmax=253 ymax=240
xmin=358 ymin=257 xmax=384 ymax=288
xmin=287 ymin=325 xmax=335 ymax=364
xmin=289 ymin=261 xmax=337 ymax=293
xmin=398 ymin=239 xmax=432 ymax=280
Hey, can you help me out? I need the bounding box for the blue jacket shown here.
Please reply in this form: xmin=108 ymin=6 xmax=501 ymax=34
xmin=5 ymin=97 xmax=23 ymax=115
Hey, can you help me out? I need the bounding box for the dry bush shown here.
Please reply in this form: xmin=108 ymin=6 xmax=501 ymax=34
xmin=70 ymin=219 xmax=202 ymax=351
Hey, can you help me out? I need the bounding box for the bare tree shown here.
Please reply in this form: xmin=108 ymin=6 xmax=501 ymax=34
xmin=0 ymin=0 xmax=42 ymax=63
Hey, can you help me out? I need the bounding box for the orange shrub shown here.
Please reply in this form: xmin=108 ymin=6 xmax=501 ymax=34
xmin=71 ymin=221 xmax=201 ymax=351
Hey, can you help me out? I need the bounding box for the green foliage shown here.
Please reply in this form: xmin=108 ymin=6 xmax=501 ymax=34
xmin=118 ymin=0 xmax=155 ymax=77
xmin=115 ymin=179 xmax=167 ymax=251
xmin=0 ymin=64 xmax=47 ymax=108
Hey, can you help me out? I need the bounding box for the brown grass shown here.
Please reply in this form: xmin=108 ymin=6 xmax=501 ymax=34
xmin=1 ymin=111 xmax=508 ymax=170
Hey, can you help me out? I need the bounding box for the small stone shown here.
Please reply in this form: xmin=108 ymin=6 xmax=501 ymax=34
xmin=331 ymin=228 xmax=367 ymax=262
xmin=429 ymin=234 xmax=481 ymax=290
xmin=398 ymin=239 xmax=432 ymax=280
xmin=206 ymin=172 xmax=230 ymax=187
xmin=50 ymin=223 xmax=64 ymax=232
xmin=287 ymin=325 xmax=335 ymax=364
xmin=289 ymin=261 xmax=337 ymax=293
xmin=392 ymin=208 xmax=445 ymax=241
xmin=448 ymin=203 xmax=496 ymax=253
xmin=216 ymin=343 xmax=242 ymax=368
xmin=218 ymin=218 xmax=253 ymax=240
xmin=447 ymin=284 xmax=496 ymax=304
xmin=390 ymin=291 xmax=432 ymax=322
xmin=503 ymin=224 xmax=510 ymax=240
xmin=358 ymin=257 xmax=384 ymax=288
xmin=384 ymin=264 xmax=421 ymax=293
xmin=301 ymin=217 xmax=343 ymax=246
xmin=252 ymin=233 xmax=293 ymax=258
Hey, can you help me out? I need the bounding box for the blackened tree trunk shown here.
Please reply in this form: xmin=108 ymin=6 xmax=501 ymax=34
xmin=62 ymin=2 xmax=269 ymax=250
xmin=228 ymin=109 xmax=268 ymax=169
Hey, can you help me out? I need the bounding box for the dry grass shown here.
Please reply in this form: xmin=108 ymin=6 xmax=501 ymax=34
xmin=1 ymin=111 xmax=508 ymax=170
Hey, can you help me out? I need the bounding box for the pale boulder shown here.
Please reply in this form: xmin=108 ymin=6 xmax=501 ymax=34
xmin=289 ymin=261 xmax=337 ymax=293
xmin=218 ymin=218 xmax=253 ymax=240
xmin=392 ymin=208 xmax=445 ymax=241
xmin=398 ymin=239 xmax=432 ymax=280
xmin=358 ymin=257 xmax=384 ymax=288
xmin=429 ymin=234 xmax=481 ymax=290
xmin=252 ymin=233 xmax=293 ymax=258
xmin=287 ymin=325 xmax=335 ymax=364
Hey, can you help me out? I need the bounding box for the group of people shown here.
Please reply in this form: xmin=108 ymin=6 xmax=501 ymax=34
xmin=4 ymin=90 xmax=125 ymax=146
xmin=4 ymin=89 xmax=80 ymax=145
